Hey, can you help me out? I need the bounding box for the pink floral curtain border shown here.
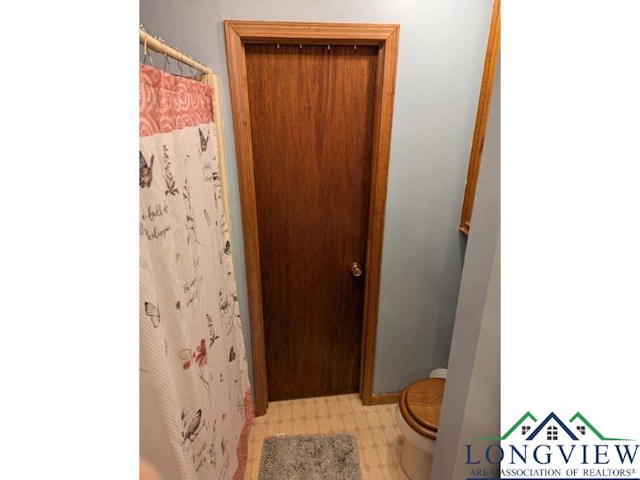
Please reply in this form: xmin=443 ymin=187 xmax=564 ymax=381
xmin=140 ymin=64 xmax=215 ymax=137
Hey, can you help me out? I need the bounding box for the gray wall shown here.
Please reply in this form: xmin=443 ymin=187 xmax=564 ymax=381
xmin=140 ymin=0 xmax=493 ymax=394
xmin=431 ymin=57 xmax=500 ymax=479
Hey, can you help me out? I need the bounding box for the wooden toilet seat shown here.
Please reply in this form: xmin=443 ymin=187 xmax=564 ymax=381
xmin=398 ymin=378 xmax=445 ymax=440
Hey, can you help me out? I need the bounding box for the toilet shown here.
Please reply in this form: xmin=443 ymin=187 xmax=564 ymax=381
xmin=396 ymin=369 xmax=447 ymax=480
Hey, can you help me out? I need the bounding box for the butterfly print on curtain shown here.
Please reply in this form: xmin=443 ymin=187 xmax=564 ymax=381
xmin=140 ymin=151 xmax=154 ymax=188
xmin=144 ymin=302 xmax=160 ymax=328
xmin=199 ymin=128 xmax=210 ymax=153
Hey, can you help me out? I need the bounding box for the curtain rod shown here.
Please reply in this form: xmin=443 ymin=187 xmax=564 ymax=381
xmin=140 ymin=27 xmax=213 ymax=75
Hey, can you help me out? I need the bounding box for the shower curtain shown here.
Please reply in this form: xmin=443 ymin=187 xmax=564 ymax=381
xmin=139 ymin=63 xmax=253 ymax=480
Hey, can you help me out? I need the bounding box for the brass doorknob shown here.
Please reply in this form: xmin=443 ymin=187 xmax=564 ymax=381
xmin=351 ymin=262 xmax=363 ymax=278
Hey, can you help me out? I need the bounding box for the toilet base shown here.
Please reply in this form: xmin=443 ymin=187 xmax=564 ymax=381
xmin=400 ymin=438 xmax=433 ymax=480
xmin=396 ymin=406 xmax=435 ymax=480
xmin=397 ymin=370 xmax=446 ymax=480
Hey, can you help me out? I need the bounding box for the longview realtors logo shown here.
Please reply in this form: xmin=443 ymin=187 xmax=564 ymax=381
xmin=465 ymin=411 xmax=638 ymax=480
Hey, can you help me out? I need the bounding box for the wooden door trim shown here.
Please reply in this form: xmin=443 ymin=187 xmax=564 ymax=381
xmin=459 ymin=0 xmax=500 ymax=234
xmin=224 ymin=21 xmax=400 ymax=415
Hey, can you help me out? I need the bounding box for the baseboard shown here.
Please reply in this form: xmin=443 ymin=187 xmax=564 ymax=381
xmin=365 ymin=392 xmax=400 ymax=406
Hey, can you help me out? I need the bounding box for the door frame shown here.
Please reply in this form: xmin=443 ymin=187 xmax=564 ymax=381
xmin=224 ymin=20 xmax=400 ymax=415
xmin=459 ymin=0 xmax=500 ymax=234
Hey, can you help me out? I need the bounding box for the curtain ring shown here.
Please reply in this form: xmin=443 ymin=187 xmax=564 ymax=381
xmin=163 ymin=51 xmax=170 ymax=72
xmin=143 ymin=36 xmax=150 ymax=65
xmin=143 ymin=41 xmax=154 ymax=66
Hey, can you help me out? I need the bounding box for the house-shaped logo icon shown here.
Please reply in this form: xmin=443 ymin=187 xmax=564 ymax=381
xmin=525 ymin=412 xmax=578 ymax=441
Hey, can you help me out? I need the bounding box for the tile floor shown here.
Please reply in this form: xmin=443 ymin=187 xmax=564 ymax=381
xmin=244 ymin=393 xmax=410 ymax=480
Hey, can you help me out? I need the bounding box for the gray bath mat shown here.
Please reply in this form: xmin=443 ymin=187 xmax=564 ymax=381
xmin=258 ymin=433 xmax=362 ymax=480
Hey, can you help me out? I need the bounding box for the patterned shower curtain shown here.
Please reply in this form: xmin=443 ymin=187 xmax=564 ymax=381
xmin=139 ymin=63 xmax=253 ymax=480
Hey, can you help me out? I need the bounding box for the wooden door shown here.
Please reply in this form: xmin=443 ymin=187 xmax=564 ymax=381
xmin=225 ymin=21 xmax=399 ymax=414
xmin=245 ymin=44 xmax=377 ymax=400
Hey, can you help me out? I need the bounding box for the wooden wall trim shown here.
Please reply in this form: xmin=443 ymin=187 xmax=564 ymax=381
xmin=224 ymin=20 xmax=400 ymax=415
xmin=368 ymin=392 xmax=401 ymax=406
xmin=459 ymin=0 xmax=500 ymax=234
xmin=224 ymin=22 xmax=269 ymax=416
xmin=359 ymin=25 xmax=399 ymax=404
